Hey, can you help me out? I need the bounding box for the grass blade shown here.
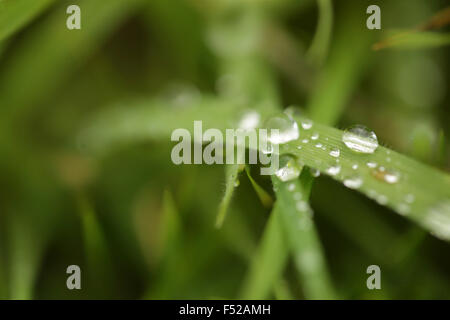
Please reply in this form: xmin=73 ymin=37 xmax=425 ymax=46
xmin=0 ymin=0 xmax=54 ymax=42
xmin=240 ymin=205 xmax=288 ymax=299
xmin=272 ymin=171 xmax=337 ymax=299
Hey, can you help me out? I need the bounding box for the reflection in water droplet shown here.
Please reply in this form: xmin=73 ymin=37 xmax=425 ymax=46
xmin=284 ymin=106 xmax=302 ymax=119
xmin=265 ymin=114 xmax=299 ymax=144
xmin=326 ymin=164 xmax=341 ymax=176
xmin=275 ymin=155 xmax=301 ymax=182
xmin=343 ymin=176 xmax=363 ymax=189
xmin=342 ymin=124 xmax=378 ymax=153
xmin=310 ymin=168 xmax=321 ymax=177
xmin=329 ymin=148 xmax=340 ymax=158
xmin=301 ymin=119 xmax=313 ymax=130
xmin=367 ymin=161 xmax=377 ymax=168
xmin=237 ymin=110 xmax=260 ymax=130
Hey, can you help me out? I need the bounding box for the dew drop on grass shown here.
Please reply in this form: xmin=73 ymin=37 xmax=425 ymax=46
xmin=343 ymin=175 xmax=363 ymax=189
xmin=311 ymin=132 xmax=319 ymax=140
xmin=296 ymin=200 xmax=308 ymax=212
xmin=301 ymin=119 xmax=313 ymax=130
xmin=342 ymin=124 xmax=378 ymax=154
xmin=329 ymin=148 xmax=340 ymax=158
xmin=234 ymin=180 xmax=240 ymax=187
xmin=366 ymin=161 xmax=377 ymax=168
xmin=326 ymin=164 xmax=341 ymax=176
xmin=284 ymin=106 xmax=302 ymax=119
xmin=397 ymin=203 xmax=410 ymax=216
xmin=372 ymin=167 xmax=401 ymax=184
xmin=237 ymin=110 xmax=260 ymax=131
xmin=376 ymin=195 xmax=388 ymax=205
xmin=352 ymin=164 xmax=358 ymax=170
xmin=405 ymin=194 xmax=415 ymax=203
xmin=310 ymin=168 xmax=321 ymax=177
xmin=302 ymin=139 xmax=309 ymax=144
xmin=275 ymin=155 xmax=301 ymax=182
xmin=315 ymin=143 xmax=323 ymax=148
xmin=288 ymin=183 xmax=295 ymax=191
xmin=265 ymin=114 xmax=299 ymax=144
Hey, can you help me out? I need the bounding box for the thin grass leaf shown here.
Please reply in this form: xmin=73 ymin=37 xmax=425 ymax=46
xmin=373 ymin=30 xmax=450 ymax=51
xmin=77 ymin=194 xmax=115 ymax=295
xmin=0 ymin=0 xmax=55 ymax=42
xmin=306 ymin=0 xmax=333 ymax=66
xmin=280 ymin=115 xmax=450 ymax=241
xmin=215 ymin=163 xmax=242 ymax=228
xmin=272 ymin=171 xmax=337 ymax=299
xmin=245 ymin=166 xmax=273 ymax=208
xmin=240 ymin=205 xmax=288 ymax=299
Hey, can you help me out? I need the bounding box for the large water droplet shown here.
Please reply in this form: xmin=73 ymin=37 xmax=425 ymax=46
xmin=265 ymin=114 xmax=299 ymax=144
xmin=275 ymin=155 xmax=301 ymax=182
xmin=342 ymin=125 xmax=378 ymax=154
xmin=237 ymin=110 xmax=260 ymax=131
xmin=343 ymin=175 xmax=363 ymax=189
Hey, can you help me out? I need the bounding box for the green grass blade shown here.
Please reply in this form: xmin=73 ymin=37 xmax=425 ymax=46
xmin=215 ymin=163 xmax=242 ymax=228
xmin=240 ymin=205 xmax=288 ymax=299
xmin=373 ymin=30 xmax=450 ymax=51
xmin=245 ymin=166 xmax=273 ymax=208
xmin=272 ymin=171 xmax=337 ymax=299
xmin=0 ymin=0 xmax=55 ymax=42
xmin=280 ymin=116 xmax=450 ymax=241
xmin=307 ymin=0 xmax=333 ymax=66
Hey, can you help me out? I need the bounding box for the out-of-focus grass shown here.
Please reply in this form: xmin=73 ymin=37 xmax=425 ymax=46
xmin=0 ymin=0 xmax=449 ymax=300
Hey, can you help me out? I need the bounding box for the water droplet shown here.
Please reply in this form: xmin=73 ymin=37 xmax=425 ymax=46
xmin=315 ymin=143 xmax=323 ymax=148
xmin=425 ymin=200 xmax=450 ymax=240
xmin=284 ymin=106 xmax=302 ymax=119
xmin=329 ymin=148 xmax=340 ymax=158
xmin=366 ymin=161 xmax=377 ymax=168
xmin=288 ymin=183 xmax=295 ymax=191
xmin=237 ymin=110 xmax=260 ymax=130
xmin=234 ymin=180 xmax=240 ymax=187
xmin=310 ymin=168 xmax=321 ymax=177
xmin=405 ymin=194 xmax=415 ymax=203
xmin=343 ymin=175 xmax=363 ymax=189
xmin=301 ymin=119 xmax=313 ymax=130
xmin=342 ymin=124 xmax=379 ymax=154
xmin=297 ymin=145 xmax=302 ymax=150
xmin=352 ymin=164 xmax=359 ymax=170
xmin=265 ymin=114 xmax=299 ymax=144
xmin=302 ymin=139 xmax=309 ymax=144
xmin=311 ymin=132 xmax=319 ymax=140
xmin=275 ymin=155 xmax=301 ymax=182
xmin=372 ymin=167 xmax=401 ymax=184
xmin=397 ymin=203 xmax=410 ymax=216
xmin=376 ymin=195 xmax=388 ymax=205
xmin=296 ymin=201 xmax=308 ymax=212
xmin=326 ymin=164 xmax=341 ymax=176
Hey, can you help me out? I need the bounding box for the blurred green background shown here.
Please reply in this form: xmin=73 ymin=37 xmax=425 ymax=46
xmin=0 ymin=0 xmax=449 ymax=299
